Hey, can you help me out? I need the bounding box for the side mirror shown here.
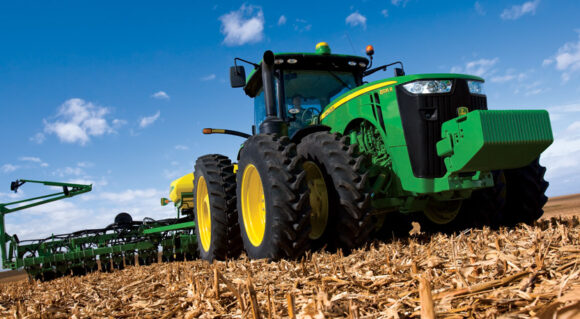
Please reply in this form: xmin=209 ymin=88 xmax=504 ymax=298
xmin=230 ymin=66 xmax=246 ymax=88
xmin=394 ymin=68 xmax=405 ymax=77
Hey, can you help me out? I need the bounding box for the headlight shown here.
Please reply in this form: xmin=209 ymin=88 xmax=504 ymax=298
xmin=402 ymin=80 xmax=452 ymax=94
xmin=467 ymin=80 xmax=485 ymax=95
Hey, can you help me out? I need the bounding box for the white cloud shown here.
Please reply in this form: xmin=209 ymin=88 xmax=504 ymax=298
xmin=278 ymin=15 xmax=287 ymax=26
xmin=381 ymin=9 xmax=389 ymax=17
xmin=219 ymin=4 xmax=264 ymax=46
xmin=490 ymin=68 xmax=529 ymax=83
xmin=391 ymin=0 xmax=410 ymax=7
xmin=544 ymin=32 xmax=580 ymax=82
xmin=175 ymin=145 xmax=189 ymax=150
xmin=490 ymin=74 xmax=516 ymax=83
xmin=567 ymin=121 xmax=580 ymax=132
xmin=112 ymin=118 xmax=127 ymax=128
xmin=5 ymin=201 xmax=99 ymax=240
xmin=500 ymin=0 xmax=540 ymax=20
xmin=99 ymin=188 xmax=160 ymax=203
xmin=66 ymin=176 xmax=107 ymax=188
xmin=544 ymin=103 xmax=580 ymax=122
xmin=345 ymin=12 xmax=367 ymax=29
xmin=293 ymin=19 xmax=312 ymax=32
xmin=542 ymin=58 xmax=553 ymax=67
xmin=475 ymin=2 xmax=486 ymax=15
xmin=512 ymin=78 xmax=550 ymax=96
xmin=30 ymin=132 xmax=45 ymax=144
xmin=542 ymin=121 xmax=580 ymax=181
xmin=451 ymin=57 xmax=499 ymax=77
xmin=66 ymin=178 xmax=95 ymax=186
xmin=48 ymin=122 xmax=89 ymax=144
xmin=0 ymin=191 xmax=23 ymax=201
xmin=77 ymin=161 xmax=94 ymax=168
xmin=43 ymin=98 xmax=116 ymax=146
xmin=1 ymin=164 xmax=18 ymax=173
xmin=201 ymin=74 xmax=216 ymax=81
xmin=163 ymin=169 xmax=183 ymax=180
xmin=139 ymin=111 xmax=161 ymax=128
xmin=54 ymin=166 xmax=84 ymax=177
xmin=19 ymin=156 xmax=49 ymax=168
xmin=152 ymin=91 xmax=170 ymax=100
xmin=19 ymin=156 xmax=41 ymax=163
xmin=525 ymin=88 xmax=548 ymax=96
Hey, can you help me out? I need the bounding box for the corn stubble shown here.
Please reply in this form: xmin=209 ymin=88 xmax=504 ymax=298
xmin=1 ymin=217 xmax=579 ymax=318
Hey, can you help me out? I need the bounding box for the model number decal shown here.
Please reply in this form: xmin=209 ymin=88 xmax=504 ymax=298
xmin=379 ymin=87 xmax=394 ymax=95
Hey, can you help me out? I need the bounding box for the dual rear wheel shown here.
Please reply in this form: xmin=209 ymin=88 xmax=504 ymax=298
xmin=194 ymin=132 xmax=374 ymax=261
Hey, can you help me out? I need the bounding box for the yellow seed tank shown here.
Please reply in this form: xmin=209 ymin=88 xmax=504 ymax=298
xmin=169 ymin=173 xmax=194 ymax=211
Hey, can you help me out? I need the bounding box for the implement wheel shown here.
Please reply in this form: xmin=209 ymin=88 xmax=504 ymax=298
xmin=193 ymin=154 xmax=242 ymax=261
xmin=297 ymin=132 xmax=373 ymax=252
xmin=237 ymin=134 xmax=310 ymax=260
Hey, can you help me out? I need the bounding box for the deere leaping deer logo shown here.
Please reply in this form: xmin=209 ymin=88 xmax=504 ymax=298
xmin=457 ymin=106 xmax=469 ymax=116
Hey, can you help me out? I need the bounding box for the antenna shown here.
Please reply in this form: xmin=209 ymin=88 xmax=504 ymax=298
xmin=344 ymin=32 xmax=356 ymax=54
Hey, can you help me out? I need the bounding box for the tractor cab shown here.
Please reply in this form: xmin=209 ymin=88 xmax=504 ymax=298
xmin=231 ymin=43 xmax=368 ymax=136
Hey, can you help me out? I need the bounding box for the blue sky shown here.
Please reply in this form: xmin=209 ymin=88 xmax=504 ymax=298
xmin=1 ymin=1 xmax=580 ymax=251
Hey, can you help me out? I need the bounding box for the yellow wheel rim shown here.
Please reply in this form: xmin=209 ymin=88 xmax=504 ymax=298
xmin=304 ymin=161 xmax=329 ymax=240
xmin=196 ymin=176 xmax=211 ymax=252
xmin=241 ymin=164 xmax=266 ymax=247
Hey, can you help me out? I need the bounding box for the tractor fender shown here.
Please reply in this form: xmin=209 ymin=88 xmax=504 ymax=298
xmin=236 ymin=125 xmax=331 ymax=160
xmin=290 ymin=125 xmax=331 ymax=144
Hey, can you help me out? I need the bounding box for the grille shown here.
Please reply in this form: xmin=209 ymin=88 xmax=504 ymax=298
xmin=396 ymin=79 xmax=487 ymax=178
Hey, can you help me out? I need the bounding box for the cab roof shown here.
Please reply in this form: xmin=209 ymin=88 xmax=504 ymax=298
xmin=244 ymin=52 xmax=369 ymax=97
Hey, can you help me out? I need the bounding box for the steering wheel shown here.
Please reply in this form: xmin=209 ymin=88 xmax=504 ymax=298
xmin=300 ymin=107 xmax=320 ymax=124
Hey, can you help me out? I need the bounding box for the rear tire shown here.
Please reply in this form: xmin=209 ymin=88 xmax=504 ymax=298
xmin=193 ymin=154 xmax=242 ymax=261
xmin=237 ymin=134 xmax=310 ymax=260
xmin=297 ymin=132 xmax=373 ymax=252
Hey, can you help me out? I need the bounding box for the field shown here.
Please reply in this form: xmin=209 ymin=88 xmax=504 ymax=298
xmin=0 ymin=195 xmax=579 ymax=318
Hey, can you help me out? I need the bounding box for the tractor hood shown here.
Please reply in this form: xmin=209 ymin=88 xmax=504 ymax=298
xmin=320 ymin=73 xmax=484 ymax=121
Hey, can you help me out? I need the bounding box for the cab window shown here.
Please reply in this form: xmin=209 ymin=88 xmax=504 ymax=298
xmin=283 ymin=70 xmax=356 ymax=135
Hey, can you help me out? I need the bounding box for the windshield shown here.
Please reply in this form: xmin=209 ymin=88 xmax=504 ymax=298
xmin=254 ymin=85 xmax=279 ymax=131
xmin=283 ymin=70 xmax=356 ymax=135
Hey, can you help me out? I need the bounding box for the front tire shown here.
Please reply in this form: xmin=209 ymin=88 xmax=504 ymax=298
xmin=501 ymin=158 xmax=549 ymax=226
xmin=237 ymin=134 xmax=310 ymax=260
xmin=193 ymin=154 xmax=242 ymax=261
xmin=420 ymin=158 xmax=548 ymax=232
xmin=454 ymin=159 xmax=548 ymax=229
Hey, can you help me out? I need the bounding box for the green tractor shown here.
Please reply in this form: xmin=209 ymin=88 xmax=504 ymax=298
xmin=195 ymin=42 xmax=553 ymax=261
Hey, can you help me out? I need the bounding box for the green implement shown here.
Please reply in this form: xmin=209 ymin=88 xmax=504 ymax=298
xmin=1 ymin=179 xmax=92 ymax=270
xmin=1 ymin=179 xmax=198 ymax=280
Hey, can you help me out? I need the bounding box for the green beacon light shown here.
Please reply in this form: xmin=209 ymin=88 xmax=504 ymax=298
xmin=315 ymin=42 xmax=331 ymax=55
